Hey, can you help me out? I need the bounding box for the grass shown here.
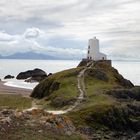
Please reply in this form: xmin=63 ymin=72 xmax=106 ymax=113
xmin=35 ymin=76 xmax=78 ymax=110
xmin=32 ymin=61 xmax=126 ymax=130
xmin=67 ymin=63 xmax=119 ymax=128
xmin=50 ymin=76 xmax=78 ymax=99
xmin=32 ymin=67 xmax=83 ymax=109
xmin=1 ymin=131 xmax=84 ymax=140
xmin=0 ymin=120 xmax=85 ymax=140
xmin=81 ymin=72 xmax=117 ymax=108
xmin=0 ymin=94 xmax=32 ymax=109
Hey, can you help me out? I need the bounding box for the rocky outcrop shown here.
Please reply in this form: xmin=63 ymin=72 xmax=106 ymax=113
xmin=4 ymin=75 xmax=14 ymax=79
xmin=106 ymin=86 xmax=140 ymax=100
xmin=16 ymin=68 xmax=47 ymax=82
xmin=85 ymin=68 xmax=109 ymax=82
xmin=77 ymin=59 xmax=91 ymax=67
xmin=133 ymin=131 xmax=140 ymax=140
xmin=48 ymin=73 xmax=53 ymax=77
xmin=0 ymin=108 xmax=75 ymax=137
xmin=31 ymin=80 xmax=60 ymax=98
xmin=113 ymin=69 xmax=134 ymax=88
xmin=85 ymin=106 xmax=138 ymax=131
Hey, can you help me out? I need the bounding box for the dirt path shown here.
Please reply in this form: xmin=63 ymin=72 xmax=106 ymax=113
xmin=29 ymin=68 xmax=87 ymax=114
xmin=29 ymin=61 xmax=93 ymax=115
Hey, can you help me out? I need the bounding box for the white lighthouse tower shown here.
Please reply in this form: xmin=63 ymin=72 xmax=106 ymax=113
xmin=87 ymin=37 xmax=107 ymax=61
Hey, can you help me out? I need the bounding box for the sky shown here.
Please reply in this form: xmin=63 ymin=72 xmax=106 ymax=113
xmin=0 ymin=0 xmax=140 ymax=60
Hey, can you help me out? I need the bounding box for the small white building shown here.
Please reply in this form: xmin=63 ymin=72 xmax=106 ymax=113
xmin=87 ymin=37 xmax=107 ymax=61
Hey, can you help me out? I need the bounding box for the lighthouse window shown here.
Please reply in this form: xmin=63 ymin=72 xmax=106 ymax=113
xmin=88 ymin=45 xmax=90 ymax=49
xmin=88 ymin=50 xmax=89 ymax=54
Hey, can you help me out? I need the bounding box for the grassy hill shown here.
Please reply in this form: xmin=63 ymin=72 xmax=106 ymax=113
xmin=0 ymin=60 xmax=139 ymax=139
xmin=30 ymin=60 xmax=140 ymax=139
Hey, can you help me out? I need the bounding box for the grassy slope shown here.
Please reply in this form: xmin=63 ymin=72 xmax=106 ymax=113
xmin=31 ymin=67 xmax=83 ymax=109
xmin=32 ymin=61 xmax=135 ymax=132
xmin=0 ymin=94 xmax=32 ymax=109
xmin=68 ymin=63 xmax=118 ymax=127
xmin=68 ymin=62 xmax=135 ymax=132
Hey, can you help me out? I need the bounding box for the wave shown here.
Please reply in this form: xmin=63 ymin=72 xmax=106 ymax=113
xmin=4 ymin=80 xmax=38 ymax=90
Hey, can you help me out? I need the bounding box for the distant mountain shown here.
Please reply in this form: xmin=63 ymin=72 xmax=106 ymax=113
xmin=0 ymin=52 xmax=57 ymax=60
xmin=0 ymin=52 xmax=81 ymax=60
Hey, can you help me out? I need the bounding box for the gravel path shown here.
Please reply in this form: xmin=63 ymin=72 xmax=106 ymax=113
xmin=30 ymin=61 xmax=93 ymax=115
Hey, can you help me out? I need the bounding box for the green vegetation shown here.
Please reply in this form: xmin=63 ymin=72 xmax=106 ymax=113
xmin=0 ymin=94 xmax=32 ymax=109
xmin=31 ymin=60 xmax=136 ymax=134
xmin=68 ymin=62 xmax=121 ymax=128
xmin=1 ymin=61 xmax=138 ymax=139
xmin=31 ymin=67 xmax=83 ymax=109
xmin=1 ymin=130 xmax=84 ymax=140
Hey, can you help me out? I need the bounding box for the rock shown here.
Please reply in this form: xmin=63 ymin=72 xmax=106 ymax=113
xmin=14 ymin=110 xmax=24 ymax=118
xmin=25 ymin=77 xmax=37 ymax=83
xmin=130 ymin=118 xmax=140 ymax=132
xmin=1 ymin=109 xmax=14 ymax=117
xmin=135 ymin=131 xmax=140 ymax=140
xmin=113 ymin=69 xmax=134 ymax=88
xmin=85 ymin=106 xmax=132 ymax=131
xmin=78 ymin=126 xmax=93 ymax=135
xmin=16 ymin=68 xmax=47 ymax=82
xmin=48 ymin=73 xmax=53 ymax=77
xmin=77 ymin=59 xmax=92 ymax=67
xmin=0 ymin=108 xmax=75 ymax=136
xmin=0 ymin=117 xmax=12 ymax=124
xmin=31 ymin=81 xmax=60 ymax=98
xmin=86 ymin=68 xmax=109 ymax=81
xmin=106 ymin=86 xmax=140 ymax=101
xmin=4 ymin=75 xmax=14 ymax=79
xmin=51 ymin=97 xmax=76 ymax=107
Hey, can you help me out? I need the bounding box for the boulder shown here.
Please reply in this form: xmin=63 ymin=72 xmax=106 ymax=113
xmin=4 ymin=75 xmax=14 ymax=79
xmin=48 ymin=73 xmax=53 ymax=77
xmin=16 ymin=68 xmax=47 ymax=82
xmin=86 ymin=68 xmax=109 ymax=82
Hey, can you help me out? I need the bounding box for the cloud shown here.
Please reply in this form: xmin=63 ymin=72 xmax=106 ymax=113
xmin=0 ymin=0 xmax=140 ymax=59
xmin=0 ymin=29 xmax=85 ymax=59
xmin=24 ymin=27 xmax=44 ymax=39
xmin=0 ymin=31 xmax=14 ymax=41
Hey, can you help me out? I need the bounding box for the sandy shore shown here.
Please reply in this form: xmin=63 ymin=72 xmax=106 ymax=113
xmin=0 ymin=81 xmax=32 ymax=97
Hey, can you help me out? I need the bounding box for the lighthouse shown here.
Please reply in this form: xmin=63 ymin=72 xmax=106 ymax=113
xmin=87 ymin=37 xmax=107 ymax=61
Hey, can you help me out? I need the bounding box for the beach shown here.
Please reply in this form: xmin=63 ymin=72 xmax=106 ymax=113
xmin=0 ymin=81 xmax=32 ymax=97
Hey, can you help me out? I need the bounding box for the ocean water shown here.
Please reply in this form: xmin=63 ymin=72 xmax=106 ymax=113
xmin=0 ymin=59 xmax=80 ymax=89
xmin=112 ymin=61 xmax=140 ymax=86
xmin=0 ymin=59 xmax=140 ymax=89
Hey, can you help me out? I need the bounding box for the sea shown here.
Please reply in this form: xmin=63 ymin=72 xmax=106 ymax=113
xmin=0 ymin=59 xmax=140 ymax=89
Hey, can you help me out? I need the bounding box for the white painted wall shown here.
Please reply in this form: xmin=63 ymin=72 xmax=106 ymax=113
xmin=87 ymin=37 xmax=107 ymax=60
